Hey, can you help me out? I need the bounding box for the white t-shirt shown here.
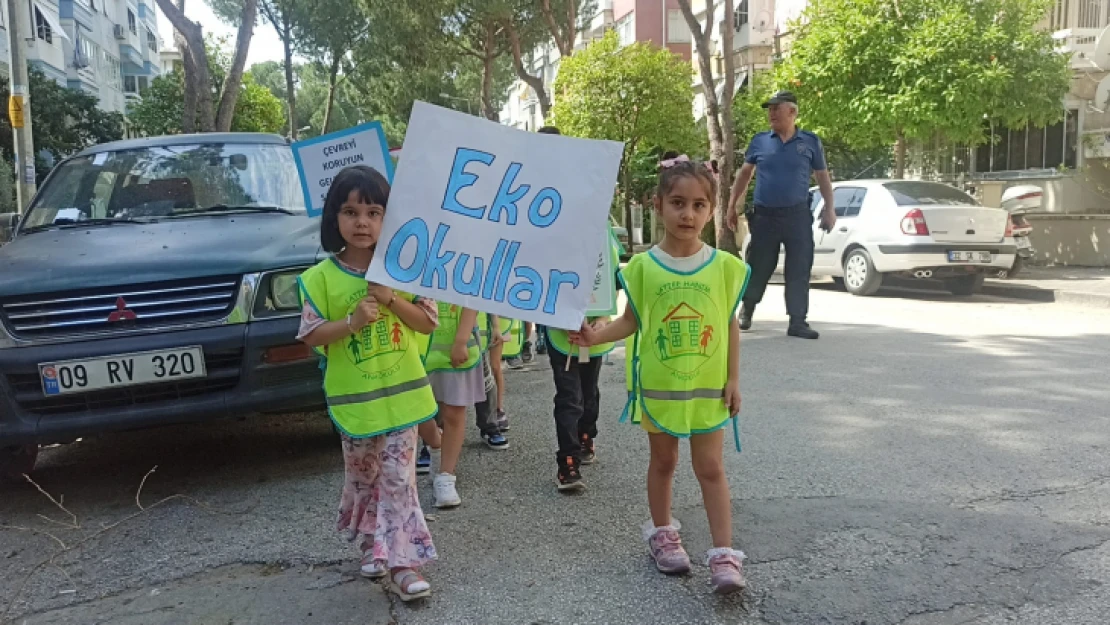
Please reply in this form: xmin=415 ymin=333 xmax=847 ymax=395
xmin=648 ymin=243 xmax=714 ymax=273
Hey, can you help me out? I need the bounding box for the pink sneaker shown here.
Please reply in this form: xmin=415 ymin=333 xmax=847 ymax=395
xmin=646 ymin=525 xmax=691 ymax=574
xmin=707 ymin=548 xmax=747 ymax=594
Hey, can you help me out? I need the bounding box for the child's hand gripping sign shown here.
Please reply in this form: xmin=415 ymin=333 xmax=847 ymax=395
xmin=366 ymin=102 xmax=623 ymax=332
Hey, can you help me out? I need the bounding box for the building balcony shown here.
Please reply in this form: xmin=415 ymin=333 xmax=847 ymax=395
xmin=587 ymin=0 xmax=614 ymax=39
xmin=1056 ymin=27 xmax=1110 ymax=71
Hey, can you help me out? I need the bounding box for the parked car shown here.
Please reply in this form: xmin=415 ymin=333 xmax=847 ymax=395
xmin=746 ymin=180 xmax=1015 ymax=297
xmin=0 ymin=134 xmax=326 ymax=477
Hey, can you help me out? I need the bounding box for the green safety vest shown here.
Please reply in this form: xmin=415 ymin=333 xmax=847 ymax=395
xmin=499 ymin=317 xmax=524 ymax=359
xmin=621 ymin=250 xmax=749 ymax=437
xmin=547 ymin=233 xmax=621 ymax=358
xmin=298 ymin=259 xmax=438 ymax=437
xmin=425 ymin=302 xmax=481 ymax=372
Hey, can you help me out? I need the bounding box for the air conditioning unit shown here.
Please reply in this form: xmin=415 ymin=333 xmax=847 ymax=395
xmin=113 ymin=24 xmax=125 ymax=40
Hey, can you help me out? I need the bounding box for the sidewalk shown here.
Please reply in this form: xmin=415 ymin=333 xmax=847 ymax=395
xmin=983 ymin=266 xmax=1110 ymax=308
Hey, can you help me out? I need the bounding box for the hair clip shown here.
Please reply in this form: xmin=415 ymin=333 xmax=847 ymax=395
xmin=659 ymin=155 xmax=690 ymax=168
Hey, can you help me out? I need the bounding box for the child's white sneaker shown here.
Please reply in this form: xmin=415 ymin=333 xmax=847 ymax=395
xmin=433 ymin=473 xmax=461 ymax=508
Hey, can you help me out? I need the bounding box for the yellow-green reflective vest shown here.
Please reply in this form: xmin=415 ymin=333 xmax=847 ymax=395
xmin=298 ymin=259 xmax=438 ymax=437
xmin=621 ymin=250 xmax=749 ymax=437
xmin=547 ymin=234 xmax=621 ymax=358
xmin=425 ymin=302 xmax=481 ymax=372
xmin=499 ymin=318 xmax=524 ymax=359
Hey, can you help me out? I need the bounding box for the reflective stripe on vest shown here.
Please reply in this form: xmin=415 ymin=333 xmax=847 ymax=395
xmin=620 ymin=250 xmax=749 ymax=437
xmin=328 ymin=376 xmax=432 ymax=406
xmin=298 ymin=259 xmax=438 ymax=437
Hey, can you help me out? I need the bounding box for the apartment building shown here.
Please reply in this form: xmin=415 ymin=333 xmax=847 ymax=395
xmin=500 ymin=0 xmax=694 ymax=131
xmin=0 ymin=0 xmax=163 ymax=115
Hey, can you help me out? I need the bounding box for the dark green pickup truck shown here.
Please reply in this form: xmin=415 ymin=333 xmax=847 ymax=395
xmin=0 ymin=133 xmax=327 ymax=476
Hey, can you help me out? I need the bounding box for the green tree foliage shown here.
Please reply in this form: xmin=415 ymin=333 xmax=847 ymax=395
xmin=130 ymin=39 xmax=285 ymax=136
xmin=552 ymin=31 xmax=702 ymax=231
xmin=0 ymin=69 xmax=124 ymax=181
xmin=229 ymin=74 xmax=286 ymax=133
xmin=776 ymin=0 xmax=1071 ymax=177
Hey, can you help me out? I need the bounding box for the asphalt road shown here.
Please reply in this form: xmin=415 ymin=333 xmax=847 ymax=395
xmin=3 ymin=284 xmax=1109 ymax=625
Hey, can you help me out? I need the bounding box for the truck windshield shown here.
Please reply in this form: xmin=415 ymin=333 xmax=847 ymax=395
xmin=22 ymin=143 xmax=306 ymax=230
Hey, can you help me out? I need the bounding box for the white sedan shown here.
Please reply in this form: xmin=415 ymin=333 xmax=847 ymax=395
xmin=744 ymin=180 xmax=1017 ymax=296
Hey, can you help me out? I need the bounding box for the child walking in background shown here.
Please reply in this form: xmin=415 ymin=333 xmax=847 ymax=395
xmin=425 ymin=301 xmax=485 ymax=508
xmin=297 ymin=166 xmax=437 ymax=602
xmin=572 ymin=158 xmax=750 ymax=594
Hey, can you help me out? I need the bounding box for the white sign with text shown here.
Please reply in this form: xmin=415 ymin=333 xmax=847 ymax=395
xmin=367 ymin=102 xmax=623 ymax=330
xmin=291 ymin=121 xmax=394 ymax=217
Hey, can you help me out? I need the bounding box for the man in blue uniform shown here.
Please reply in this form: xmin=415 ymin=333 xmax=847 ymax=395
xmin=727 ymin=91 xmax=836 ymax=339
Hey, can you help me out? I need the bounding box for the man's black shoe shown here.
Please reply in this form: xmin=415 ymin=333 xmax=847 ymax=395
xmin=787 ymin=322 xmax=819 ymax=340
xmin=739 ymin=305 xmax=754 ymax=331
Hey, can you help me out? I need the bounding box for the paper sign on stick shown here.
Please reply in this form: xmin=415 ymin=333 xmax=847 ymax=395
xmin=366 ymin=102 xmax=623 ymax=331
xmin=291 ymin=121 xmax=394 ymax=217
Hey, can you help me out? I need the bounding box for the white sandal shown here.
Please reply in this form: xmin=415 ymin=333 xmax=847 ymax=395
xmin=359 ymin=554 xmax=387 ymax=580
xmin=390 ymin=568 xmax=431 ymax=602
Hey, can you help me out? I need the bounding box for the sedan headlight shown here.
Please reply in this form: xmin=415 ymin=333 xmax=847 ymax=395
xmin=253 ymin=269 xmax=305 ymax=318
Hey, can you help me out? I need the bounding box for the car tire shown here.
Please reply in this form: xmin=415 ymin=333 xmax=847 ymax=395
xmin=842 ymin=249 xmax=883 ymax=296
xmin=946 ymin=274 xmax=985 ymax=296
xmin=0 ymin=445 xmax=39 ymax=480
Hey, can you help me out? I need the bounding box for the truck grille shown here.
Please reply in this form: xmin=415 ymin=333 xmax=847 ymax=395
xmin=1 ymin=276 xmax=240 ymax=340
xmin=5 ymin=348 xmax=243 ymax=416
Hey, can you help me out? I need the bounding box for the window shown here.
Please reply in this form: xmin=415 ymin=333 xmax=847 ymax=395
xmin=667 ymin=9 xmax=690 ymax=43
xmin=687 ymin=320 xmax=698 ymax=346
xmin=884 ymin=181 xmax=979 ymax=207
xmin=735 ymin=0 xmax=749 ymax=29
xmin=35 ymin=7 xmax=52 ymax=43
xmin=834 ymin=188 xmax=855 ymax=217
xmin=615 ymin=13 xmax=634 ymax=47
xmin=128 ymin=9 xmax=136 ymax=34
xmin=147 ymin=29 xmax=157 ymax=52
xmin=669 ymin=321 xmax=681 ymax=347
xmin=123 ymin=74 xmax=137 ymax=93
xmin=845 ymin=189 xmax=867 ymax=217
xmin=138 ymin=76 xmax=149 ymax=93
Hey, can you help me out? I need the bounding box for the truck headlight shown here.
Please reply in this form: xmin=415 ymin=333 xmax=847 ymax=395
xmin=253 ymin=269 xmax=305 ymax=318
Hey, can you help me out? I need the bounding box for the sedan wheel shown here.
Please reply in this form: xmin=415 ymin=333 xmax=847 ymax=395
xmin=843 ymin=249 xmax=883 ymax=296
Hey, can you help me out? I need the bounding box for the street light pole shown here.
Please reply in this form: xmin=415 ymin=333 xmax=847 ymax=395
xmin=6 ymin=0 xmax=38 ymax=211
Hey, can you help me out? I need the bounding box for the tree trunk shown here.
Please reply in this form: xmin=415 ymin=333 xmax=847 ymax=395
xmin=480 ymin=23 xmax=498 ymax=121
xmin=282 ymin=19 xmax=297 ymax=139
xmin=894 ymin=129 xmax=907 ymax=179
xmin=678 ymin=0 xmax=737 ymax=253
xmin=215 ymin=0 xmax=258 ymax=132
xmin=156 ymin=0 xmax=215 ymax=131
xmin=715 ymin=0 xmax=739 ymax=254
xmin=539 ymin=0 xmax=576 ymax=58
xmin=173 ymin=0 xmax=196 ymax=133
xmin=322 ymin=55 xmax=341 ymax=134
xmin=506 ymin=22 xmax=551 ymax=120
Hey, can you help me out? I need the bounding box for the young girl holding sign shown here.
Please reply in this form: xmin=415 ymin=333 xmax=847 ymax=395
xmin=572 ymin=158 xmax=750 ymax=594
xmin=297 ymin=166 xmax=437 ymax=602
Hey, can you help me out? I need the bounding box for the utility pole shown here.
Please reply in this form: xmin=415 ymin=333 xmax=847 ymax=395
xmin=6 ymin=0 xmax=38 ymax=211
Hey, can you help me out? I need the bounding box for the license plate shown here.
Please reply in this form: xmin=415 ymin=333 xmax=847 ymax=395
xmin=39 ymin=346 xmax=206 ymax=396
xmin=948 ymin=251 xmax=992 ymax=263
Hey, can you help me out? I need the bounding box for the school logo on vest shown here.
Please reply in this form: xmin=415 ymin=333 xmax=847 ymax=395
xmin=343 ymin=295 xmax=408 ymax=376
xmin=647 ymin=283 xmax=721 ymax=377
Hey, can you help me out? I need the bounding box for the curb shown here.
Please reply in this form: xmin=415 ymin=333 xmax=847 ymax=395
xmin=981 ymin=282 xmax=1110 ymax=309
